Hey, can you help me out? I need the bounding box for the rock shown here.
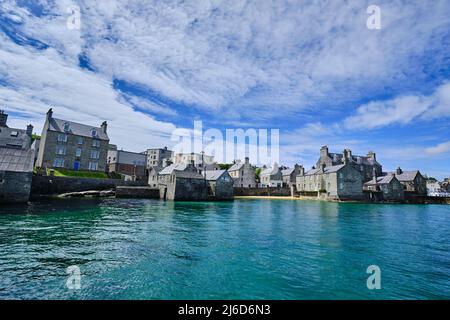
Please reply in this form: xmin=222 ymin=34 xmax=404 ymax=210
xmin=58 ymin=190 xmax=115 ymax=198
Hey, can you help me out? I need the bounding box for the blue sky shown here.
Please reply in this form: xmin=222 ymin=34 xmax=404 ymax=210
xmin=1 ymin=0 xmax=450 ymax=179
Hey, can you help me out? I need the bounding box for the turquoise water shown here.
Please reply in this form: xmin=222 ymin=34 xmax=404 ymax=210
xmin=0 ymin=198 xmax=449 ymax=300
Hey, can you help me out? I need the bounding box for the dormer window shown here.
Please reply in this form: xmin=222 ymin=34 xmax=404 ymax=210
xmin=91 ymin=129 xmax=97 ymax=137
xmin=64 ymin=122 xmax=70 ymax=132
xmin=10 ymin=131 xmax=18 ymax=137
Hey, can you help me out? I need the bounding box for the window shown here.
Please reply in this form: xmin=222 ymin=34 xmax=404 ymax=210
xmin=339 ymin=182 xmax=344 ymax=190
xmin=53 ymin=158 xmax=65 ymax=168
xmin=10 ymin=131 xmax=18 ymax=137
xmin=76 ymin=148 xmax=82 ymax=157
xmin=90 ymin=150 xmax=100 ymax=159
xmin=64 ymin=122 xmax=70 ymax=132
xmin=57 ymin=134 xmax=68 ymax=142
xmin=91 ymin=129 xmax=97 ymax=137
xmin=55 ymin=145 xmax=66 ymax=155
xmin=77 ymin=137 xmax=84 ymax=145
xmin=88 ymin=161 xmax=98 ymax=171
xmin=92 ymin=139 xmax=101 ymax=148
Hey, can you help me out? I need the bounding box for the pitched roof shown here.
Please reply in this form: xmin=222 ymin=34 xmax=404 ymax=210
xmin=159 ymin=163 xmax=189 ymax=175
xmin=281 ymin=168 xmax=294 ymax=176
xmin=173 ymin=170 xmax=204 ymax=179
xmin=261 ymin=166 xmax=281 ymax=176
xmin=204 ymin=170 xmax=227 ymax=181
xmin=364 ymin=175 xmax=395 ymax=186
xmin=304 ymin=164 xmax=346 ymax=176
xmin=393 ymin=171 xmax=419 ymax=182
xmin=0 ymin=127 xmax=30 ymax=149
xmin=48 ymin=118 xmax=109 ymax=141
xmin=327 ymin=152 xmax=380 ymax=166
xmin=0 ymin=147 xmax=34 ymax=172
xmin=228 ymin=162 xmax=244 ymax=171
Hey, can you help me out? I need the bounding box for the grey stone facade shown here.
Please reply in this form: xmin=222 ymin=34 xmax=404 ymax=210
xmin=391 ymin=167 xmax=427 ymax=195
xmin=0 ymin=110 xmax=34 ymax=203
xmin=282 ymin=164 xmax=301 ymax=187
xmin=316 ymin=146 xmax=382 ymax=183
xmin=364 ymin=173 xmax=404 ymax=201
xmin=296 ymin=163 xmax=364 ymax=200
xmin=205 ymin=170 xmax=234 ymax=200
xmin=227 ymin=157 xmax=256 ymax=188
xmin=260 ymin=163 xmax=283 ymax=187
xmin=36 ymin=109 xmax=109 ymax=172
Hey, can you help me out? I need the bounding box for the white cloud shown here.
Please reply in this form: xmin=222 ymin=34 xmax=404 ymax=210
xmin=344 ymin=82 xmax=450 ymax=129
xmin=425 ymin=141 xmax=450 ymax=155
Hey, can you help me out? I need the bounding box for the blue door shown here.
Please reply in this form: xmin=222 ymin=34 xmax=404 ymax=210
xmin=74 ymin=161 xmax=80 ymax=171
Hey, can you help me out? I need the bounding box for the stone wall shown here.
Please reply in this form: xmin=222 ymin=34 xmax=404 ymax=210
xmin=0 ymin=171 xmax=33 ymax=203
xmin=234 ymin=186 xmax=291 ymax=196
xmin=31 ymin=175 xmax=145 ymax=197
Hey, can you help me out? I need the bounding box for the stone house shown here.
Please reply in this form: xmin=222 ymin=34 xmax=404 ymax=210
xmin=391 ymin=167 xmax=427 ymax=195
xmin=204 ymin=170 xmax=234 ymax=200
xmin=260 ymin=163 xmax=283 ymax=187
xmin=227 ymin=157 xmax=256 ymax=188
xmin=172 ymin=152 xmax=217 ymax=171
xmin=36 ymin=109 xmax=109 ymax=172
xmin=296 ymin=163 xmax=364 ymax=200
xmin=107 ymin=147 xmax=147 ymax=181
xmin=157 ymin=161 xmax=207 ymax=200
xmin=0 ymin=110 xmax=34 ymax=203
xmin=316 ymin=146 xmax=382 ymax=183
xmin=145 ymin=147 xmax=173 ymax=169
xmin=363 ymin=172 xmax=404 ymax=201
xmin=281 ymin=164 xmax=302 ymax=187
xmin=148 ymin=165 xmax=162 ymax=188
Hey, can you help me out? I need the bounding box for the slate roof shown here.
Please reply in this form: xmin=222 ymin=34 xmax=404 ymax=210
xmin=0 ymin=147 xmax=34 ymax=172
xmin=159 ymin=163 xmax=189 ymax=175
xmin=173 ymin=170 xmax=204 ymax=179
xmin=393 ymin=171 xmax=419 ymax=182
xmin=304 ymin=164 xmax=346 ymax=176
xmin=364 ymin=175 xmax=395 ymax=186
xmin=281 ymin=168 xmax=294 ymax=176
xmin=327 ymin=152 xmax=380 ymax=166
xmin=228 ymin=162 xmax=244 ymax=172
xmin=0 ymin=127 xmax=30 ymax=149
xmin=204 ymin=170 xmax=227 ymax=181
xmin=48 ymin=118 xmax=109 ymax=141
xmin=261 ymin=166 xmax=280 ymax=176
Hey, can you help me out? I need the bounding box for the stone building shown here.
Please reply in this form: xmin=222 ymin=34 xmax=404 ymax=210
xmin=157 ymin=161 xmax=207 ymax=200
xmin=172 ymin=152 xmax=217 ymax=171
xmin=316 ymin=146 xmax=382 ymax=183
xmin=227 ymin=157 xmax=256 ymax=188
xmin=296 ymin=163 xmax=364 ymax=200
xmin=107 ymin=147 xmax=147 ymax=181
xmin=0 ymin=110 xmax=34 ymax=203
xmin=363 ymin=171 xmax=404 ymax=201
xmin=145 ymin=147 xmax=173 ymax=169
xmin=281 ymin=164 xmax=302 ymax=187
xmin=36 ymin=109 xmax=109 ymax=172
xmin=391 ymin=167 xmax=427 ymax=195
xmin=260 ymin=163 xmax=283 ymax=187
xmin=204 ymin=170 xmax=234 ymax=200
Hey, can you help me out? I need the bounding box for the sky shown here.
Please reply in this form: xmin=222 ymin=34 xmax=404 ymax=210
xmin=0 ymin=0 xmax=450 ymax=179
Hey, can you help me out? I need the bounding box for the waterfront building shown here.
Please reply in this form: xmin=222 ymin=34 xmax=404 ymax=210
xmin=363 ymin=171 xmax=404 ymax=201
xmin=316 ymin=146 xmax=382 ymax=183
xmin=0 ymin=110 xmax=34 ymax=203
xmin=296 ymin=162 xmax=364 ymax=200
xmin=36 ymin=109 xmax=109 ymax=172
xmin=282 ymin=164 xmax=302 ymax=188
xmin=391 ymin=167 xmax=427 ymax=195
xmin=204 ymin=170 xmax=234 ymax=200
xmin=260 ymin=163 xmax=283 ymax=187
xmin=107 ymin=147 xmax=147 ymax=181
xmin=145 ymin=147 xmax=173 ymax=169
xmin=157 ymin=161 xmax=207 ymax=200
xmin=148 ymin=165 xmax=162 ymax=188
xmin=227 ymin=157 xmax=256 ymax=188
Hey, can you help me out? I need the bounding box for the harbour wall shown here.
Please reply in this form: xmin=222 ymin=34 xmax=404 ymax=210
xmin=31 ymin=175 xmax=145 ymax=197
xmin=234 ymin=187 xmax=291 ymax=197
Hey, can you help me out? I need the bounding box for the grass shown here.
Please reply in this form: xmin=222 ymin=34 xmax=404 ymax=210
xmin=47 ymin=168 xmax=109 ymax=179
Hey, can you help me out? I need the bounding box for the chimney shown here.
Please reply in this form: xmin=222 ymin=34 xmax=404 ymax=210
xmin=46 ymin=108 xmax=53 ymax=120
xmin=367 ymin=151 xmax=376 ymax=161
xmin=0 ymin=110 xmax=8 ymax=127
xmin=396 ymin=167 xmax=403 ymax=175
xmin=299 ymin=165 xmax=305 ymax=176
xmin=245 ymin=157 xmax=250 ymax=165
xmin=372 ymin=166 xmax=377 ymax=181
xmin=320 ymin=145 xmax=329 ymax=158
xmin=101 ymin=121 xmax=108 ymax=134
xmin=321 ymin=163 xmax=326 ymax=172
xmin=26 ymin=124 xmax=33 ymax=137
